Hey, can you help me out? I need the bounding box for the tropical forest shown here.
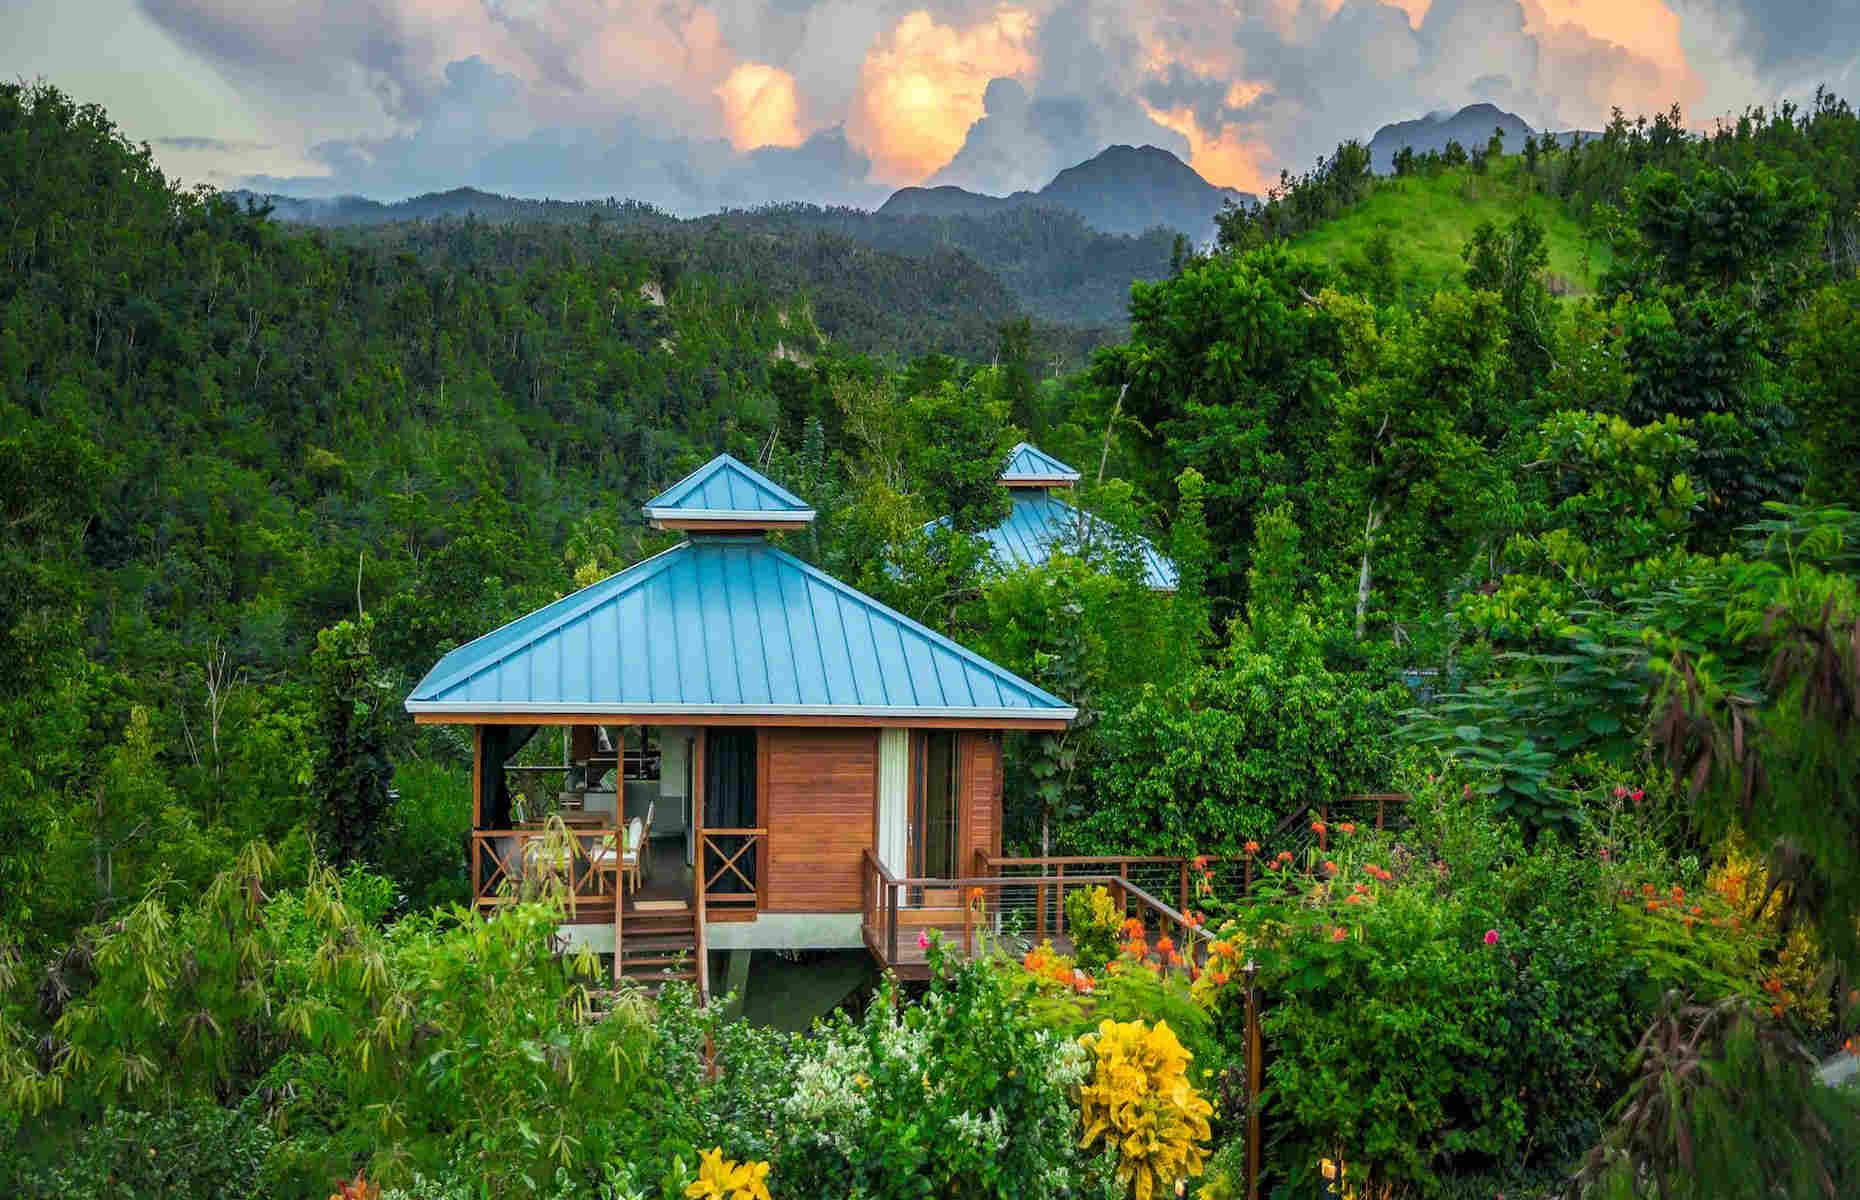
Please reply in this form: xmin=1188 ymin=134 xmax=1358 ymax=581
xmin=3 ymin=77 xmax=1860 ymax=1199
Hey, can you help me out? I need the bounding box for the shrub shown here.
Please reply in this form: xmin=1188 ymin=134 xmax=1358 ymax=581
xmin=1077 ymin=1018 xmax=1215 ymax=1200
xmin=1198 ymin=799 xmax=1659 ymax=1195
xmin=773 ymin=939 xmax=1119 ymax=1197
xmin=1066 ymin=886 xmax=1123 ymax=971
xmin=7 ymin=1099 xmax=275 ymax=1199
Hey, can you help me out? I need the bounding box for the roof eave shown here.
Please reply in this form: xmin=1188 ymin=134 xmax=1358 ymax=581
xmin=405 ymin=700 xmax=1077 ymax=728
xmin=644 ymin=506 xmax=816 ymax=523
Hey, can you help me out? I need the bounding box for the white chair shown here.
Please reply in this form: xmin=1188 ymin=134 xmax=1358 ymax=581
xmin=620 ymin=817 xmax=644 ymax=895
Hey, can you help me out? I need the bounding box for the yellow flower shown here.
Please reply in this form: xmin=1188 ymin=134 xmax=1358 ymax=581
xmin=685 ymin=1148 xmax=772 ymax=1200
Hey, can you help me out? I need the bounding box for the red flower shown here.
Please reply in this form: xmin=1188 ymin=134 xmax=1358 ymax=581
xmin=1483 ymin=929 xmax=1500 ymax=946
xmin=1613 ymin=786 xmax=1628 ymax=799
xmin=1631 ymin=788 xmax=1645 ymax=804
xmin=1244 ymin=840 xmax=1261 ymax=855
xmin=1157 ymin=936 xmax=1176 ymax=956
xmin=1192 ymin=854 xmax=1210 ymax=872
xmin=1345 ymin=894 xmax=1364 ymax=905
xmin=1463 ymin=783 xmax=1473 ymax=799
xmin=1276 ymin=850 xmax=1293 ymax=862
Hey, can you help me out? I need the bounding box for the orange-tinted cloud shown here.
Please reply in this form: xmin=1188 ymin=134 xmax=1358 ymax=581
xmin=1524 ymin=0 xmax=1701 ymax=115
xmin=1141 ymin=101 xmax=1276 ymax=194
xmin=850 ymin=7 xmax=1037 ymax=184
xmin=716 ymin=62 xmax=804 ymax=149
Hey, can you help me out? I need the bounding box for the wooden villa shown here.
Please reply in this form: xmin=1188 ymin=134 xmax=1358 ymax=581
xmin=404 ymin=453 xmax=1083 ymax=998
xmin=928 ymin=442 xmax=1179 ymax=591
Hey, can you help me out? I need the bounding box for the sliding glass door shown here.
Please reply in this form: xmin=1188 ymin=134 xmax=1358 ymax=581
xmin=910 ymin=731 xmax=960 ymax=880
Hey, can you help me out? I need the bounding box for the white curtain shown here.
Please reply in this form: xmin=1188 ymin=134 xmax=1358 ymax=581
xmin=877 ymin=728 xmax=910 ymax=875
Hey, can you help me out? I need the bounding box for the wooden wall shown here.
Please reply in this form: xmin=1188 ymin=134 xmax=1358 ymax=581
xmin=761 ymin=728 xmax=878 ymax=912
xmin=960 ymin=732 xmax=1003 ymax=869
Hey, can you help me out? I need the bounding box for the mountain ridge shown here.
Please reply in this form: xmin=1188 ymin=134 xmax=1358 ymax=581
xmin=881 ymin=144 xmax=1254 ymax=241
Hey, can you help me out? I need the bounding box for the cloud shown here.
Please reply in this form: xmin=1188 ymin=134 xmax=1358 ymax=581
xmin=847 ymin=6 xmax=1038 ymax=184
xmin=78 ymin=0 xmax=1843 ymax=205
xmin=715 ymin=63 xmax=805 ymax=149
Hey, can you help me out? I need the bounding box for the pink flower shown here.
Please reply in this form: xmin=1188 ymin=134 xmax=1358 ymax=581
xmin=917 ymin=931 xmax=929 ymax=950
xmin=1483 ymin=929 xmax=1500 ymax=946
xmin=1462 ymin=783 xmax=1473 ymax=800
xmin=1613 ymin=786 xmax=1628 ymax=799
xmin=1599 ymin=848 xmax=1611 ymax=862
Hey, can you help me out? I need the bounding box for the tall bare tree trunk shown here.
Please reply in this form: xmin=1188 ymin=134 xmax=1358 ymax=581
xmin=1355 ymin=501 xmax=1384 ymax=641
xmin=1098 ymin=384 xmax=1127 ymax=485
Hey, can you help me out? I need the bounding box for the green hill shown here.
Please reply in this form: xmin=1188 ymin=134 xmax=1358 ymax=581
xmin=1287 ymin=158 xmax=1611 ymax=297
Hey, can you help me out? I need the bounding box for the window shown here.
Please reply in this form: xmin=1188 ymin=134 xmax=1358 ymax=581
xmin=911 ymin=731 xmax=960 ymax=879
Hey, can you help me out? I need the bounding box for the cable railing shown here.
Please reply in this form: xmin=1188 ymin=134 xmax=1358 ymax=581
xmin=860 ymin=851 xmax=1215 ymax=972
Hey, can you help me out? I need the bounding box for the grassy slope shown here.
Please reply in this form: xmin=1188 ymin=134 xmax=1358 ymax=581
xmin=1290 ymin=157 xmax=1612 ymax=297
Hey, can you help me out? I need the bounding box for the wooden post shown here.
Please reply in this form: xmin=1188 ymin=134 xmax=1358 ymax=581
xmin=1377 ymin=794 xmax=1387 ymax=830
xmin=887 ymin=877 xmax=899 ymax=966
xmin=962 ymin=887 xmax=974 ymax=957
xmin=1245 ymin=962 xmax=1263 ymax=1200
xmin=1037 ymin=876 xmax=1048 ymax=942
xmin=1178 ymin=861 xmax=1189 ymax=915
xmin=1055 ymin=863 xmax=1066 ymax=938
xmin=470 ymin=726 xmax=484 ymax=828
xmin=1319 ymin=802 xmax=1329 ymax=852
xmin=1243 ymin=854 xmax=1253 ymax=893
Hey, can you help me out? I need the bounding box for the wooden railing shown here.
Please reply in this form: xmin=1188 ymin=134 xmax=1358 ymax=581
xmin=861 ymin=851 xmax=1215 ymax=971
xmin=470 ymin=826 xmax=622 ymax=917
xmin=700 ymin=828 xmax=765 ymax=914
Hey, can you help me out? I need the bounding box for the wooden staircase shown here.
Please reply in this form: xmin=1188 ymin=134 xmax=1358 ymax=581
xmin=617 ymin=907 xmax=701 ymax=994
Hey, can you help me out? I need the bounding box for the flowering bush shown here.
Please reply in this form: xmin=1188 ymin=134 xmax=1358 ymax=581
xmin=1077 ymin=1018 xmax=1214 ymax=1200
xmin=1201 ymin=793 xmax=1655 ymax=1196
xmin=775 ymin=940 xmax=1120 ymax=1197
xmin=1066 ymin=885 xmax=1125 ymax=971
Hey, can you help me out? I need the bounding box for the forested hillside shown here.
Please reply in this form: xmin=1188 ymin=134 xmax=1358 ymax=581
xmin=5 ymin=76 xmax=1860 ymax=1200
xmin=246 ymin=185 xmax=1179 ymax=328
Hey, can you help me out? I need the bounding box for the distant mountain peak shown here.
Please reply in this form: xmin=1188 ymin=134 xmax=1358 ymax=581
xmin=1367 ymin=103 xmax=1535 ymax=173
xmin=880 ymin=143 xmax=1253 ymax=241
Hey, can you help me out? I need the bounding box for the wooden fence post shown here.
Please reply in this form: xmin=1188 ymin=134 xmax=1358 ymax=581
xmin=1318 ymin=802 xmax=1329 ymax=852
xmin=1245 ymin=961 xmax=1263 ymax=1200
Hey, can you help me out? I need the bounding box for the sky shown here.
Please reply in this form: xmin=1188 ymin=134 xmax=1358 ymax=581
xmin=6 ymin=1 xmax=1856 ymax=213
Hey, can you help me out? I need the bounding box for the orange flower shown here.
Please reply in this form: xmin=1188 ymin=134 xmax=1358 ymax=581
xmin=1122 ymin=917 xmax=1145 ymax=938
xmin=1670 ymin=885 xmax=1684 ymax=901
xmin=1193 ymin=854 xmax=1210 ymax=872
xmin=1311 ymin=820 xmax=1327 ymax=834
xmin=1276 ymin=850 xmax=1293 ymax=862
xmin=1167 ymin=950 xmax=1183 ymax=966
xmin=1772 ymin=1004 xmax=1786 ymax=1019
xmin=1211 ymin=968 xmax=1230 ymax=986
xmin=1211 ymin=940 xmax=1235 ymax=958
xmin=1338 ymin=822 xmax=1357 ymax=835
xmin=1689 ymin=905 xmax=1702 ymax=916
xmin=1331 ymin=926 xmax=1348 ymax=943
xmin=1156 ymin=936 xmax=1176 ymax=956
xmin=1645 ymin=900 xmax=1661 ymax=913
xmin=1244 ymin=840 xmax=1261 ymax=855
xmin=1764 ymin=977 xmax=1785 ymax=996
xmin=1345 ymin=894 xmax=1364 ymax=905
xmin=1323 ymin=861 xmax=1339 ymax=875
xmin=1641 ymin=884 xmax=1656 ymax=897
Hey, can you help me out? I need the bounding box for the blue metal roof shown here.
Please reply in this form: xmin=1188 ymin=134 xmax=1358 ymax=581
xmin=1000 ymin=442 xmax=1081 ymax=484
xmin=643 ymin=454 xmax=815 ymax=523
xmin=406 ymin=538 xmax=1076 ymax=721
xmin=930 ymin=492 xmax=1179 ymax=591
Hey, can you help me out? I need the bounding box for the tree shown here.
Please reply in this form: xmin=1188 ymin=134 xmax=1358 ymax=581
xmin=1603 ymin=163 xmax=1826 ymax=544
xmin=309 ymin=617 xmax=396 ymax=868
